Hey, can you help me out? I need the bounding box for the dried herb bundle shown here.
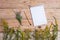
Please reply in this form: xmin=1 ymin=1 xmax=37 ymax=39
xmin=2 ymin=17 xmax=58 ymax=40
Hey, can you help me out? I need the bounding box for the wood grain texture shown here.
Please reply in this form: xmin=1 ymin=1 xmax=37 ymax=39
xmin=0 ymin=0 xmax=60 ymax=32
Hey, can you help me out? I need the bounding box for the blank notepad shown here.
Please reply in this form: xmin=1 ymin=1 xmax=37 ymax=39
xmin=30 ymin=5 xmax=47 ymax=26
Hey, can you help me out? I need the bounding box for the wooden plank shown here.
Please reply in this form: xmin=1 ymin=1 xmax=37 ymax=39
xmin=0 ymin=24 xmax=59 ymax=32
xmin=0 ymin=9 xmax=15 ymax=19
xmin=0 ymin=9 xmax=60 ymax=20
xmin=30 ymin=0 xmax=60 ymax=9
xmin=0 ymin=0 xmax=29 ymax=8
xmin=0 ymin=18 xmax=60 ymax=31
xmin=0 ymin=19 xmax=33 ymax=26
xmin=0 ymin=0 xmax=60 ymax=8
xmin=0 ymin=19 xmax=59 ymax=26
xmin=46 ymin=9 xmax=60 ymax=20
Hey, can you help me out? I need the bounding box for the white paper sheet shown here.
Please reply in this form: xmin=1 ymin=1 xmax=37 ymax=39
xmin=30 ymin=5 xmax=47 ymax=26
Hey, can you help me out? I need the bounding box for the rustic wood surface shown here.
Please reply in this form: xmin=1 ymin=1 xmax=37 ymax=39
xmin=0 ymin=0 xmax=60 ymax=32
